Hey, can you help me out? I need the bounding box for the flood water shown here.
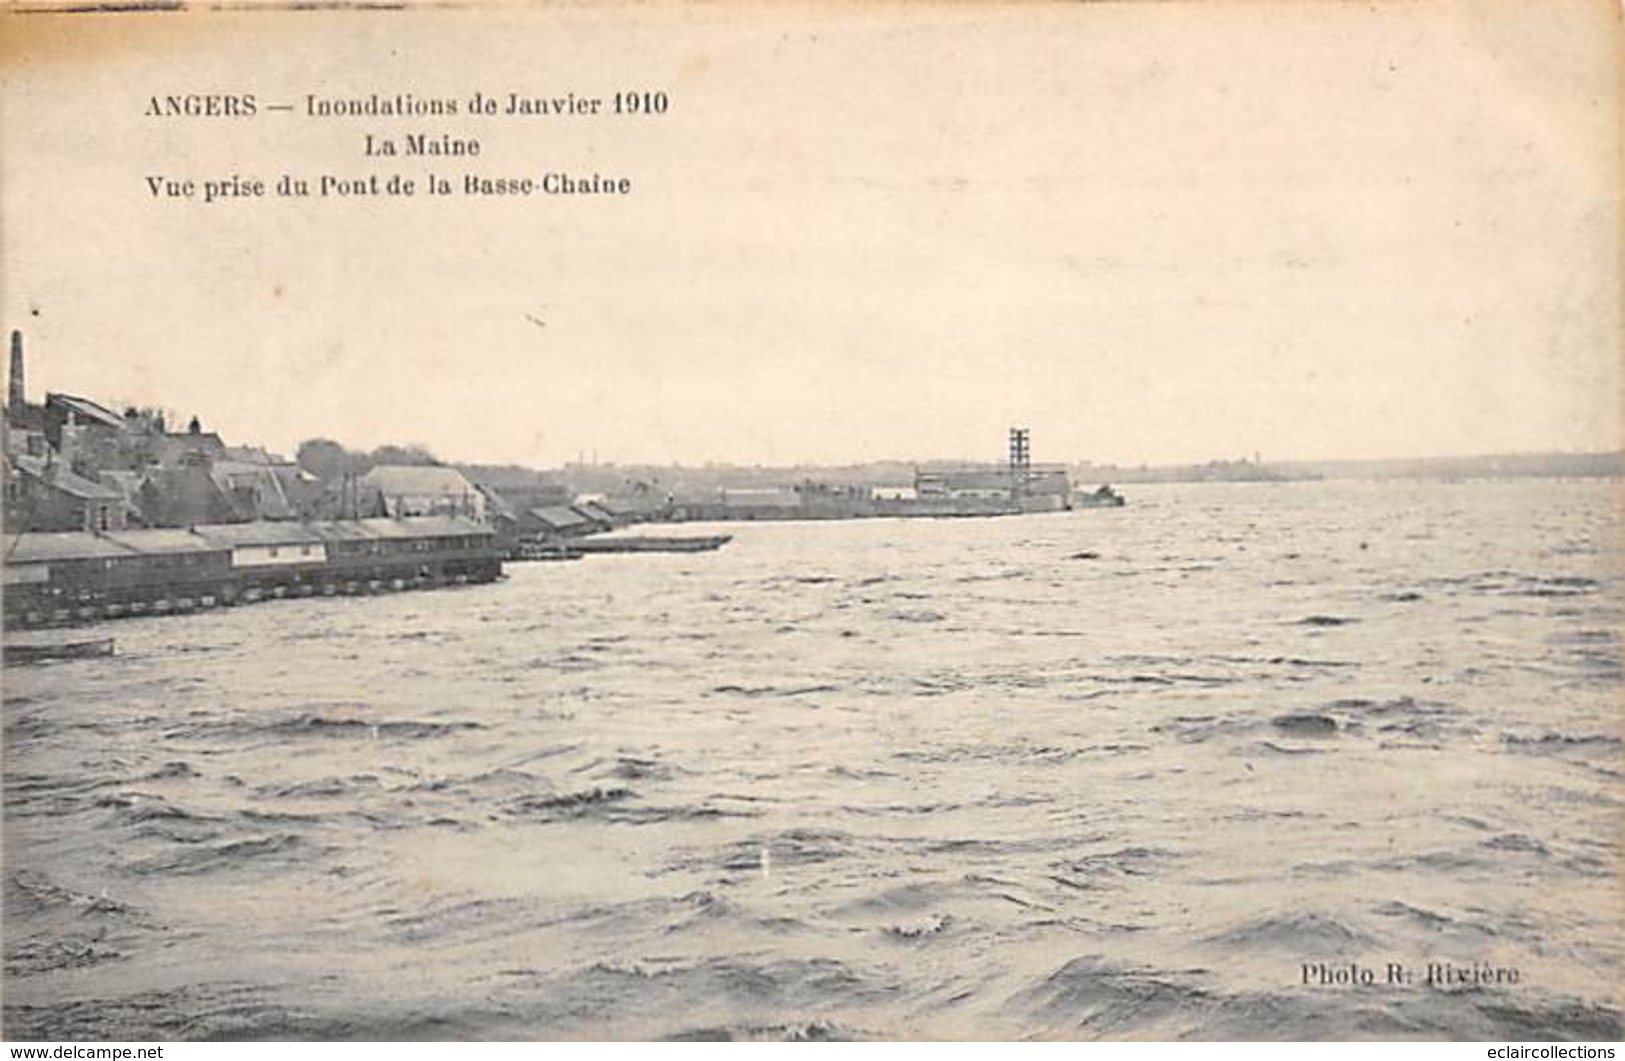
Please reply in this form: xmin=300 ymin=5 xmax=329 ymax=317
xmin=4 ymin=479 xmax=1622 ymax=1040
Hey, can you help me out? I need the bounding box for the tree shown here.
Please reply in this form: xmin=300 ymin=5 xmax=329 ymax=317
xmin=297 ymin=438 xmax=439 ymax=482
xmin=369 ymin=443 xmax=439 ymax=467
xmin=296 ymin=438 xmax=355 ymax=482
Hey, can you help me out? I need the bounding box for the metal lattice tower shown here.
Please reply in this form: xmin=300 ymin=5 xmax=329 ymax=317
xmin=1008 ymin=427 xmax=1031 ymax=500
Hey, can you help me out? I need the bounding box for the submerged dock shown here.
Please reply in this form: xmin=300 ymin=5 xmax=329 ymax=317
xmin=511 ymin=534 xmax=732 ymax=562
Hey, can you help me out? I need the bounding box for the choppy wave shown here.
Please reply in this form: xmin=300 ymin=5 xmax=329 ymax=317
xmin=4 ymin=480 xmax=1621 ymax=1040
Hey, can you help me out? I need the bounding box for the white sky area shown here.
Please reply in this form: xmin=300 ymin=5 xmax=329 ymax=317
xmin=1 ymin=1 xmax=1620 ymax=468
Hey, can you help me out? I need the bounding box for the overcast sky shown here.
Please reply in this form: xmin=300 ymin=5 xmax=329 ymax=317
xmin=1 ymin=1 xmax=1619 ymax=468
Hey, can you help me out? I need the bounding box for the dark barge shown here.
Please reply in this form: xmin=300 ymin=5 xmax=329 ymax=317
xmin=570 ymin=534 xmax=731 ymax=554
xmin=3 ymin=636 xmax=115 ymax=664
xmin=510 ymin=534 xmax=732 ymax=561
xmin=2 ymin=515 xmax=502 ymax=629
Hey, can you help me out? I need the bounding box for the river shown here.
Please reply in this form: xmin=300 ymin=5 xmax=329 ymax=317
xmin=4 ymin=479 xmax=1621 ymax=1040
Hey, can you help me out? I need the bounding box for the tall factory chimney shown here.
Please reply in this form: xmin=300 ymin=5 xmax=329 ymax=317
xmin=8 ymin=330 xmax=23 ymax=414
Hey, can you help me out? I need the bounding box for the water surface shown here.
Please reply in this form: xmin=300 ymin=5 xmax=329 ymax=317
xmin=4 ymin=480 xmax=1621 ymax=1040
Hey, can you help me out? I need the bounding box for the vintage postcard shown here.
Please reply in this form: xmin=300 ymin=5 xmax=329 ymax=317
xmin=1 ymin=0 xmax=1621 ymax=1042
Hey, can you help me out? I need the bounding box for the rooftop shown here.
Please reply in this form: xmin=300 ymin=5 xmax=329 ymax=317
xmin=361 ymin=465 xmax=478 ymax=496
xmin=5 ymin=516 xmax=492 ymax=563
xmin=45 ymin=393 xmax=125 ymax=431
xmin=528 ymin=505 xmax=590 ymax=529
xmin=11 ymin=453 xmax=122 ymax=501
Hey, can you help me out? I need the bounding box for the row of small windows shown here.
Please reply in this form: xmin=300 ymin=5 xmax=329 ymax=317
xmin=262 ymin=544 xmax=319 ymax=559
xmin=99 ymin=553 xmax=214 ymax=569
xmin=66 ymin=535 xmax=484 ymax=568
xmin=256 ymin=540 xmax=477 ymax=557
xmin=330 ymin=536 xmax=482 ymax=555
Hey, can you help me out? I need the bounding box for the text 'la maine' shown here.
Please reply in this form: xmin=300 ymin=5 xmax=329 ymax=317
xmin=365 ymin=133 xmax=480 ymax=158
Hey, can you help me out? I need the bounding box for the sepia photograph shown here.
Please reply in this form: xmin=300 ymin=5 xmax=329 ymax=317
xmin=1 ymin=0 xmax=1621 ymax=1043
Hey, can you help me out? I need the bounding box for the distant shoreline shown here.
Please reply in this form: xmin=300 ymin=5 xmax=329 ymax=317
xmin=492 ymin=451 xmax=1624 ymax=497
xmin=1072 ymin=451 xmax=1624 ymax=485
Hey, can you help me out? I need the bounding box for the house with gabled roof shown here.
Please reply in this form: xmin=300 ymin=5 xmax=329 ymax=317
xmin=520 ymin=505 xmax=594 ymax=540
xmin=359 ymin=465 xmax=484 ymax=521
xmin=4 ymin=451 xmax=126 ymax=532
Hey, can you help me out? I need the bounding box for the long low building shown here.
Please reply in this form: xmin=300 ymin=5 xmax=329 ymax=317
xmin=3 ymin=516 xmax=502 ymax=628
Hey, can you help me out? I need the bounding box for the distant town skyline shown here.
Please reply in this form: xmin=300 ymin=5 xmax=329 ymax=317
xmin=2 ymin=2 xmax=1619 ymax=471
